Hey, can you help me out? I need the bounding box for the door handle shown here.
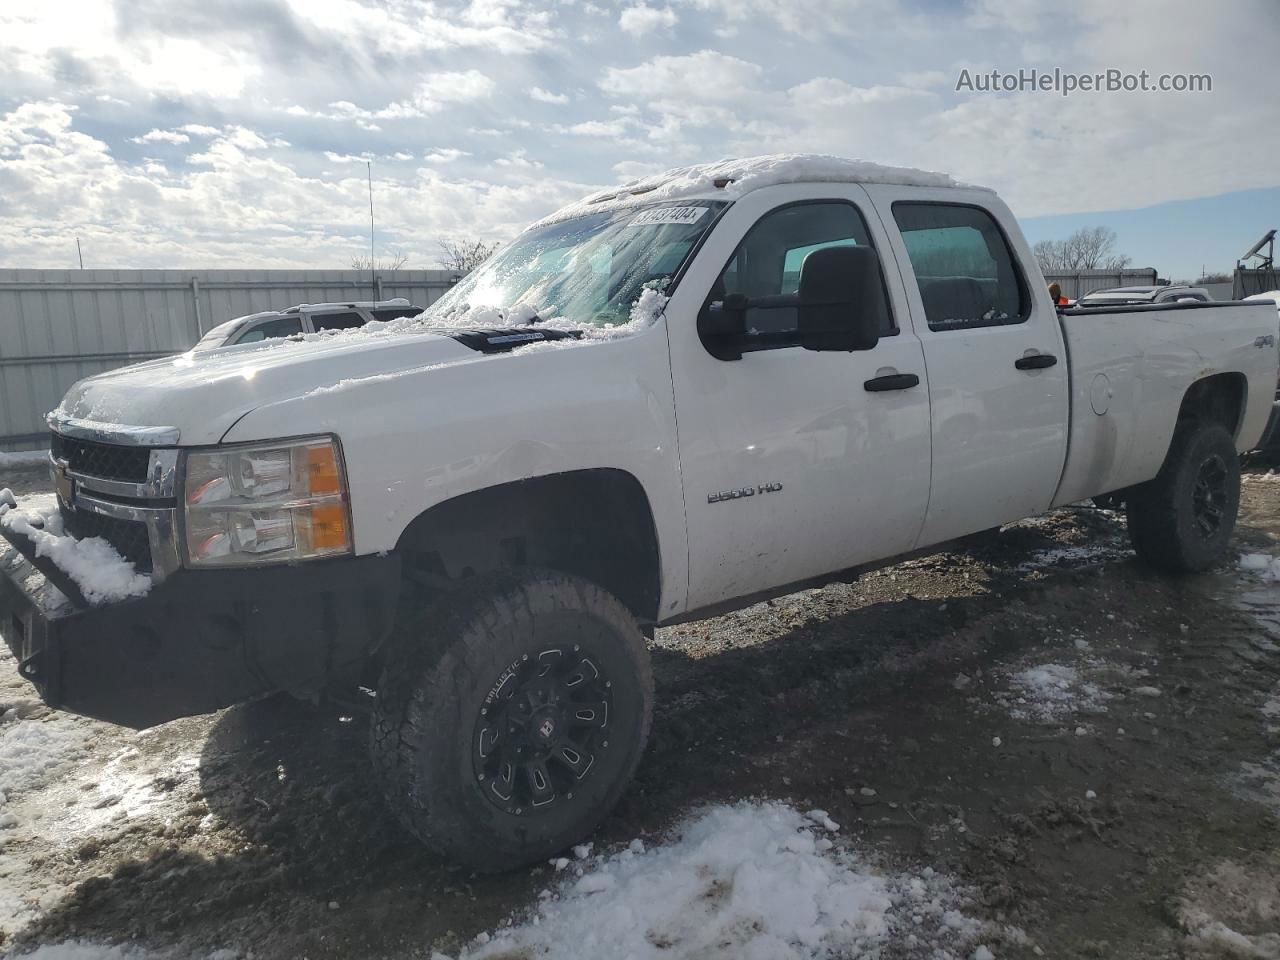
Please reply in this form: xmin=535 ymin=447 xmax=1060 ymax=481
xmin=1015 ymin=353 xmax=1058 ymax=370
xmin=863 ymin=373 xmax=920 ymax=392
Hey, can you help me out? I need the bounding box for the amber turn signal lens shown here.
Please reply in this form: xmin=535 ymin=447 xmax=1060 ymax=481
xmin=306 ymin=444 xmax=343 ymax=496
xmin=306 ymin=503 xmax=349 ymax=551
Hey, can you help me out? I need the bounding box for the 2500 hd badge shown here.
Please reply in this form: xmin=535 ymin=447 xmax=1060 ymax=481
xmin=707 ymin=482 xmax=784 ymax=504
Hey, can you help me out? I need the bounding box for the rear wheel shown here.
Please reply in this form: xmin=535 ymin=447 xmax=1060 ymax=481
xmin=1126 ymin=421 xmax=1240 ymax=573
xmin=370 ymin=570 xmax=653 ymax=872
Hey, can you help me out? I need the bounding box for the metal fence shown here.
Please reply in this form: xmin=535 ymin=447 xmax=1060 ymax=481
xmin=1042 ymin=268 xmax=1159 ymax=300
xmin=0 ymin=269 xmax=457 ymax=451
xmin=1234 ymin=267 xmax=1280 ymax=299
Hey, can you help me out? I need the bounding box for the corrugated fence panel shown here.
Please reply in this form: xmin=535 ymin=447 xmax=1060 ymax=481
xmin=1043 ymin=269 xmax=1160 ymax=300
xmin=0 ymin=269 xmax=458 ymax=450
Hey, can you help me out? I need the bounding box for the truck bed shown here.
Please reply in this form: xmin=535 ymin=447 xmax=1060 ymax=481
xmin=1052 ymin=300 xmax=1278 ymax=507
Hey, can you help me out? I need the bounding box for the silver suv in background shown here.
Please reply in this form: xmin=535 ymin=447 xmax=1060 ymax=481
xmin=1076 ymin=284 xmax=1213 ymax=308
xmin=192 ymin=298 xmax=424 ymax=351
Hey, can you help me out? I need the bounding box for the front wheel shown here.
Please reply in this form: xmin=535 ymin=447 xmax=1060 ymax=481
xmin=1126 ymin=421 xmax=1240 ymax=573
xmin=369 ymin=570 xmax=653 ymax=872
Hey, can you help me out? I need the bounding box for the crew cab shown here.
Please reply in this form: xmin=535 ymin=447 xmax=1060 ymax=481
xmin=2 ymin=155 xmax=1276 ymax=873
xmin=1076 ymin=283 xmax=1213 ymax=307
xmin=191 ymin=298 xmax=424 ymax=350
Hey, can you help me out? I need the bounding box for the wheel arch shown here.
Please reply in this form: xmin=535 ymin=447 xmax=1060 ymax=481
xmin=393 ymin=468 xmax=663 ymax=624
xmin=1175 ymin=371 xmax=1248 ymax=439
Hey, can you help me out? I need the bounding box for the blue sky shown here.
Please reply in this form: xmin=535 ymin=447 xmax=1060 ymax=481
xmin=1022 ymin=186 xmax=1280 ymax=282
xmin=1 ymin=0 xmax=1276 ymax=271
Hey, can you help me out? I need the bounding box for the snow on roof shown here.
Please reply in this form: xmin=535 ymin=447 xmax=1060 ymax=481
xmin=531 ymin=153 xmax=986 ymax=229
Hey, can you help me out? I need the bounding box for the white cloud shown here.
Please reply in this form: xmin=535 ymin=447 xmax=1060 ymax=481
xmin=414 ymin=69 xmax=497 ymax=105
xmin=130 ymin=129 xmax=190 ymax=145
xmin=531 ymin=87 xmax=570 ymax=104
xmin=686 ymin=0 xmax=885 ymax=37
xmin=423 ymin=148 xmax=470 ymax=163
xmin=600 ymin=50 xmax=763 ymax=125
xmin=612 ymin=159 xmax=667 ymax=180
xmin=898 ymin=70 xmax=949 ymax=89
xmin=618 ymin=4 xmax=678 ymax=35
xmin=0 ymin=0 xmax=1274 ymax=273
xmin=495 ymin=149 xmax=544 ymax=170
xmin=558 ymin=119 xmax=632 ymax=137
xmin=0 ymin=100 xmax=589 ymax=269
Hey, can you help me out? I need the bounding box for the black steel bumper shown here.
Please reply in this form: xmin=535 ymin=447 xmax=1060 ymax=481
xmin=0 ymin=529 xmax=400 ymax=729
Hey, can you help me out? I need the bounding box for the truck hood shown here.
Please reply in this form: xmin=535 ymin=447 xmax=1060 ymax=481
xmin=53 ymin=331 xmax=479 ymax=446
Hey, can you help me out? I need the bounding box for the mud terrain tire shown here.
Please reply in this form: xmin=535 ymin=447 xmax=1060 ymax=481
xmin=1126 ymin=421 xmax=1240 ymax=573
xmin=369 ymin=570 xmax=653 ymax=872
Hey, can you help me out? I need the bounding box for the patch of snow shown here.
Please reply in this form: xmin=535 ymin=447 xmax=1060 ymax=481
xmin=1016 ymin=542 xmax=1123 ymax=571
xmin=0 ymin=716 xmax=93 ymax=800
xmin=1239 ymin=553 xmax=1280 ymax=581
xmin=0 ymin=494 xmax=150 ymax=605
xmin=996 ymin=663 xmax=1112 ymax=726
xmin=458 ymin=801 xmax=992 ymax=960
xmin=532 ymin=154 xmax=985 ymax=229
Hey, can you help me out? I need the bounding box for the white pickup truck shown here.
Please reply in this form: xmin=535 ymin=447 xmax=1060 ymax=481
xmin=2 ymin=155 xmax=1277 ymax=872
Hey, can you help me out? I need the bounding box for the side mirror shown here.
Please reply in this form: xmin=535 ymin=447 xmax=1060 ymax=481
xmin=697 ymin=292 xmax=748 ymax=361
xmin=797 ymin=246 xmax=884 ymax=352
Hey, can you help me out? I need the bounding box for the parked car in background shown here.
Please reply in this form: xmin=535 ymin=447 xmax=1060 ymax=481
xmin=192 ymin=298 xmax=424 ymax=351
xmin=1076 ymin=284 xmax=1213 ymax=307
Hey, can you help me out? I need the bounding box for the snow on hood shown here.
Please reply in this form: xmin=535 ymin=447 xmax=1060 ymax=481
xmin=53 ymin=329 xmax=477 ymax=446
xmin=530 ymin=153 xmax=985 ymax=229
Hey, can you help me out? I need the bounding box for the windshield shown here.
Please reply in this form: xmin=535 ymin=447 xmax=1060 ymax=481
xmin=424 ymin=200 xmax=726 ymax=328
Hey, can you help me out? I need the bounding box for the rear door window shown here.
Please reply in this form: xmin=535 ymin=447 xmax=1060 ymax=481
xmin=892 ymin=203 xmax=1029 ymax=332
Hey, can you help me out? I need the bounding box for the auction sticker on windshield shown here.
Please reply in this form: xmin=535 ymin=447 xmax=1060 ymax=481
xmin=628 ymin=206 xmax=709 ymax=227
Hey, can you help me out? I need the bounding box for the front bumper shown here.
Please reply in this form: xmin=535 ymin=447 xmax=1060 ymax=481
xmin=0 ymin=528 xmax=400 ymax=729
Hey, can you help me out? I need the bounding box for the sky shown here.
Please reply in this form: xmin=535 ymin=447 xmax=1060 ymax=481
xmin=1 ymin=0 xmax=1277 ymax=278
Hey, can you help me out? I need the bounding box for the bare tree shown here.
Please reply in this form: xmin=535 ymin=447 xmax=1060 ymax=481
xmin=1034 ymin=227 xmax=1131 ymax=273
xmin=437 ymin=238 xmax=498 ymax=274
xmin=350 ymin=250 xmax=410 ymax=272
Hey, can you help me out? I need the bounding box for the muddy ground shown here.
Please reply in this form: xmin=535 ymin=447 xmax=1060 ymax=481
xmin=1 ymin=463 xmax=1278 ymax=959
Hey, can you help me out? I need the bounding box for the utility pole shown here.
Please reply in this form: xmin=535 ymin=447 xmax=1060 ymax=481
xmin=367 ymin=161 xmax=376 ymax=295
xmin=76 ymin=237 xmax=84 ymax=270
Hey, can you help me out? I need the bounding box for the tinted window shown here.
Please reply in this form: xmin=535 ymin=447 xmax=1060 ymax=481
xmin=892 ymin=203 xmax=1029 ymax=332
xmin=233 ymin=316 xmax=303 ymax=344
xmin=372 ymin=306 xmax=424 ymax=322
xmin=311 ymin=311 xmax=367 ymax=332
xmin=702 ymin=201 xmax=893 ymax=350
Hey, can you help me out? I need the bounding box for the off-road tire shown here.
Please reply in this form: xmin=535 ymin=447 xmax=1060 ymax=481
xmin=369 ymin=569 xmax=653 ymax=873
xmin=1126 ymin=421 xmax=1240 ymax=573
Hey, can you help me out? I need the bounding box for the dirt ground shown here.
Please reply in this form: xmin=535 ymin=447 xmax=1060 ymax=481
xmin=1 ymin=462 xmax=1278 ymax=959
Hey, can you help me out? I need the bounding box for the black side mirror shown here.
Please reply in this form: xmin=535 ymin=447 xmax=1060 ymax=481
xmin=797 ymin=246 xmax=884 ymax=352
xmin=697 ymin=292 xmax=748 ymax=361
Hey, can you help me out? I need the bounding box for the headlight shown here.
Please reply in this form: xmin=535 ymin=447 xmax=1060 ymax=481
xmin=182 ymin=436 xmax=352 ymax=567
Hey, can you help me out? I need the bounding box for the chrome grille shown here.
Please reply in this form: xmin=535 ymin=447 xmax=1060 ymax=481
xmin=50 ymin=434 xmax=152 ymax=483
xmin=60 ymin=508 xmax=153 ymax=572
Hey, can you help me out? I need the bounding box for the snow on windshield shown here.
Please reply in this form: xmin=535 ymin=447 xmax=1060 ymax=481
xmin=398 ymin=199 xmax=723 ymax=337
